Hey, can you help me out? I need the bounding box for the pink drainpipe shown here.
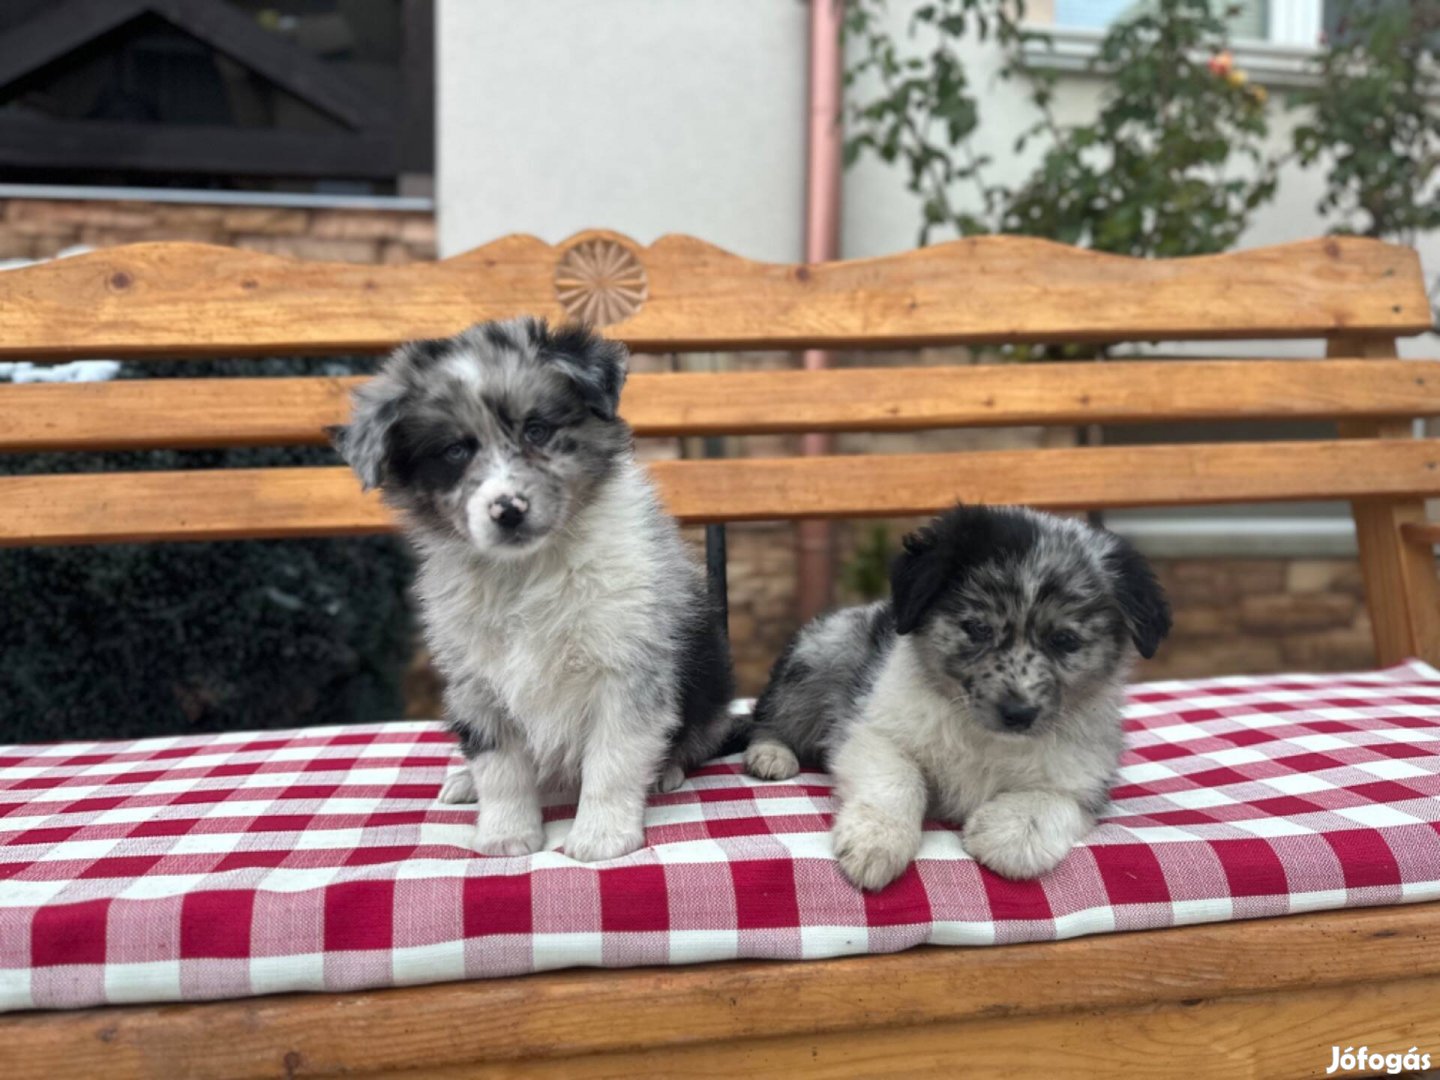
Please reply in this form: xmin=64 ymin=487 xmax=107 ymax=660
xmin=796 ymin=0 xmax=843 ymax=623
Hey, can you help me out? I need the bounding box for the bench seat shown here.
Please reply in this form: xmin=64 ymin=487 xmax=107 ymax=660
xmin=5 ymin=661 xmax=1440 ymax=1016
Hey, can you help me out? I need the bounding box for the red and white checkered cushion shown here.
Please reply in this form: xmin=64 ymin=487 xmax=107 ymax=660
xmin=5 ymin=662 xmax=1440 ymax=1012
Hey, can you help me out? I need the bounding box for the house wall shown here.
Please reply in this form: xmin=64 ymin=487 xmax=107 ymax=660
xmin=435 ymin=0 xmax=809 ymax=262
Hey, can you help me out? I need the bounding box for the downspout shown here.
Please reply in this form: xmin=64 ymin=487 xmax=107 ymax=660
xmin=796 ymin=0 xmax=844 ymax=623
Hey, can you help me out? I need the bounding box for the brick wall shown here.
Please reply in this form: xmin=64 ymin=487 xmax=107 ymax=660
xmin=0 ymin=197 xmax=437 ymax=264
xmin=2 ymin=196 xmax=1379 ymax=708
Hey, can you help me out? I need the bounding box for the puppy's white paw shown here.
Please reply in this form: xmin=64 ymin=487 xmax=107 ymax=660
xmin=962 ymin=792 xmax=1086 ymax=880
xmin=564 ymin=821 xmax=645 ymax=863
xmin=831 ymin=804 xmax=921 ymax=892
xmin=657 ymin=764 xmax=686 ymax=793
xmin=473 ymin=819 xmax=544 ymax=857
xmin=745 ymin=738 xmax=800 ymax=782
xmin=438 ymin=770 xmax=477 ymax=804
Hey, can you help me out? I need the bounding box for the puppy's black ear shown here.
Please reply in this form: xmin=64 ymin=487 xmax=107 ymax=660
xmin=890 ymin=525 xmax=951 ymax=636
xmin=331 ymin=372 xmax=406 ymax=491
xmin=1104 ymin=537 xmax=1172 ymax=659
xmin=544 ymin=322 xmax=629 ymax=421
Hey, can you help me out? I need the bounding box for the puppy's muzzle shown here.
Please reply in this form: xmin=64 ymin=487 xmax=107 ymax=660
xmin=489 ymin=493 xmax=529 ymax=531
xmin=997 ymin=698 xmax=1040 ymax=732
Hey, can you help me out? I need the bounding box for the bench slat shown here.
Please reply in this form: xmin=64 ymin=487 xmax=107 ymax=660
xmin=5 ymin=438 xmax=1440 ymax=546
xmin=2 ymin=360 xmax=1437 ymax=452
xmin=0 ymin=234 xmax=1429 ymax=360
xmin=5 ymin=903 xmax=1440 ymax=1080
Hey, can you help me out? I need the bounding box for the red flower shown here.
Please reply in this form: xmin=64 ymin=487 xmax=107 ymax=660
xmin=1207 ymin=51 xmax=1234 ymax=76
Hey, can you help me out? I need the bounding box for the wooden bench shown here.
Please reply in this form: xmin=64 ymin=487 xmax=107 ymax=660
xmin=2 ymin=231 xmax=1439 ymax=1078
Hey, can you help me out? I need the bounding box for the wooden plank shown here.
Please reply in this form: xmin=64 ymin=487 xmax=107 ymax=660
xmin=5 ymin=902 xmax=1439 ymax=1080
xmin=620 ymin=359 xmax=1440 ymax=436
xmin=390 ymin=978 xmax=1440 ymax=1080
xmin=1401 ymin=522 xmax=1440 ymax=546
xmin=0 ymin=0 xmax=146 ymax=95
xmin=3 ymin=360 xmax=1439 ymax=452
xmin=0 ymin=235 xmax=1429 ymax=360
xmin=0 ymin=377 xmax=361 ymax=452
xmin=7 ymin=439 xmax=1440 ymax=546
xmin=1333 ymin=336 xmax=1440 ymax=667
xmin=0 ymin=117 xmax=399 ymax=180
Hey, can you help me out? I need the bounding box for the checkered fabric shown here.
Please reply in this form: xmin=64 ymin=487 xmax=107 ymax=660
xmin=5 ymin=662 xmax=1440 ymax=1012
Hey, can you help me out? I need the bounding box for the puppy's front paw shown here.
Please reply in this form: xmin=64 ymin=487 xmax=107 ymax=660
xmin=657 ymin=764 xmax=686 ymax=793
xmin=438 ymin=770 xmax=477 ymax=804
xmin=962 ymin=792 xmax=1086 ymax=880
xmin=473 ymin=820 xmax=544 ymax=857
xmin=564 ymin=820 xmax=645 ymax=863
xmin=745 ymin=738 xmax=800 ymax=781
xmin=831 ymin=804 xmax=921 ymax=892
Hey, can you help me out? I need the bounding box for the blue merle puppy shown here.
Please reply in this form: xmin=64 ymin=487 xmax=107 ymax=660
xmin=745 ymin=504 xmax=1170 ymax=888
xmin=331 ymin=318 xmax=735 ymax=862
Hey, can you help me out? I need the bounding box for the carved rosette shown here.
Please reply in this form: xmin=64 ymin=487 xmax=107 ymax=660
xmin=553 ymin=238 xmax=648 ymax=326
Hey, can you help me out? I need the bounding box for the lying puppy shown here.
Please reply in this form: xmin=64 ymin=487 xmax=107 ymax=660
xmin=332 ymin=318 xmax=734 ymax=861
xmin=745 ymin=504 xmax=1170 ymax=888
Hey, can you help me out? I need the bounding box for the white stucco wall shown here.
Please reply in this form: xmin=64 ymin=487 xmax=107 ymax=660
xmin=436 ymin=0 xmax=809 ymax=261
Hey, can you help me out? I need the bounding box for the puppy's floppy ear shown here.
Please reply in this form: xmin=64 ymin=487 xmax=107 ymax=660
xmin=543 ymin=322 xmax=629 ymax=421
xmin=890 ymin=525 xmax=951 ymax=636
xmin=329 ymin=370 xmax=406 ymax=491
xmin=1104 ymin=536 xmax=1172 ymax=659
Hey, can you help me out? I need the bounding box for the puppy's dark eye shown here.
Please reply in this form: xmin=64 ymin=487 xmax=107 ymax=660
xmin=522 ymin=419 xmax=554 ymax=447
xmin=442 ymin=441 xmax=473 ymax=464
xmin=1049 ymin=629 xmax=1082 ymax=654
xmin=961 ymin=620 xmax=993 ymax=643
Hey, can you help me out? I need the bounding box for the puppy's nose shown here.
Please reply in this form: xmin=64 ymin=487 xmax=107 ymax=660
xmin=489 ymin=494 xmax=528 ymax=530
xmin=998 ymin=698 xmax=1040 ymax=731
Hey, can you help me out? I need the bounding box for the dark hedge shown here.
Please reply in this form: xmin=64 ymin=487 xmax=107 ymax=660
xmin=0 ymin=357 xmax=417 ymax=743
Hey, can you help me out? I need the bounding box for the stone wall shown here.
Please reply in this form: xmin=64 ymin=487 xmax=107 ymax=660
xmin=2 ymin=196 xmax=1381 ymax=706
xmin=0 ymin=197 xmax=437 ymax=264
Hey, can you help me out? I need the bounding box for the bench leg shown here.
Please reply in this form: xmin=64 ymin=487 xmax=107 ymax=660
xmin=1333 ymin=336 xmax=1440 ymax=666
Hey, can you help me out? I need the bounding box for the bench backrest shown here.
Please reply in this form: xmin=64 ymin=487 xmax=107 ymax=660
xmin=1 ymin=230 xmax=1437 ymax=663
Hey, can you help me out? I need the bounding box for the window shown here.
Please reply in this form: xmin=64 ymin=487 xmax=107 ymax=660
xmin=1043 ymin=1 xmax=1434 ymax=51
xmin=1054 ymin=1 xmax=1278 ymax=41
xmin=1026 ymin=2 xmax=1340 ymax=91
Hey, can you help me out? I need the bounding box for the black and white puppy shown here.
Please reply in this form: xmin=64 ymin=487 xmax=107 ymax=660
xmin=745 ymin=504 xmax=1170 ymax=888
xmin=331 ymin=318 xmax=735 ymax=862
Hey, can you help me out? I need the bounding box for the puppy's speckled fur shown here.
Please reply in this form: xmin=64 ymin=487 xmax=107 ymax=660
xmin=746 ymin=504 xmax=1170 ymax=888
xmin=332 ymin=318 xmax=735 ymax=862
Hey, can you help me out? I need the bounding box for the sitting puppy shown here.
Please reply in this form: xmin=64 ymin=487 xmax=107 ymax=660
xmin=331 ymin=318 xmax=735 ymax=862
xmin=745 ymin=504 xmax=1170 ymax=888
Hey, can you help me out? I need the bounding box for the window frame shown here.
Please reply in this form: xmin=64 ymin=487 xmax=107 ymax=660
xmin=1025 ymin=0 xmax=1327 ymax=86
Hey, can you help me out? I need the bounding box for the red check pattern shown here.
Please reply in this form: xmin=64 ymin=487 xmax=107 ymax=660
xmin=5 ymin=662 xmax=1440 ymax=1012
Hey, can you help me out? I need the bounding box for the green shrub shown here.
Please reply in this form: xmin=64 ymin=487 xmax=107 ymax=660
xmin=844 ymin=0 xmax=1278 ymax=255
xmin=0 ymin=357 xmax=416 ymax=743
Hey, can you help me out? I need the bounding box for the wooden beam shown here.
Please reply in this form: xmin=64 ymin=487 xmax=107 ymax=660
xmin=3 ymin=360 xmax=1439 ymax=452
xmin=5 ymin=902 xmax=1439 ymax=1080
xmin=399 ymin=0 xmax=435 ymax=173
xmin=7 ymin=439 xmax=1440 ymax=546
xmin=0 ymin=235 xmax=1430 ymax=360
xmin=1401 ymin=522 xmax=1440 ymax=546
xmin=390 ymin=979 xmax=1440 ymax=1079
xmin=0 ymin=0 xmax=147 ymax=95
xmin=0 ymin=116 xmax=399 ymax=179
xmin=146 ymin=0 xmax=395 ymax=132
xmin=1334 ymin=335 xmax=1440 ymax=666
